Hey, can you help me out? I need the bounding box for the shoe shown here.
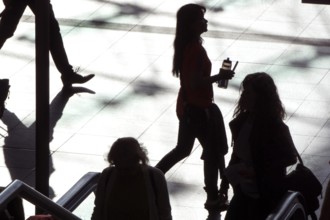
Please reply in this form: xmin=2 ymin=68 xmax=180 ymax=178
xmin=0 ymin=79 xmax=10 ymax=118
xmin=61 ymin=72 xmax=95 ymax=87
xmin=205 ymin=193 xmax=229 ymax=212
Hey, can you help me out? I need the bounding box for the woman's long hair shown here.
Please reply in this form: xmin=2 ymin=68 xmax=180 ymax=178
xmin=172 ymin=4 xmax=206 ymax=77
xmin=233 ymin=72 xmax=286 ymax=120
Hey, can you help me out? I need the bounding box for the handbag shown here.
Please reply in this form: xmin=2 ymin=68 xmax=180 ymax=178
xmin=285 ymin=148 xmax=322 ymax=220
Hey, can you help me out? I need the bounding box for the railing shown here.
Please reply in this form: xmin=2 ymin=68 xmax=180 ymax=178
xmin=1 ymin=173 xmax=307 ymax=220
xmin=266 ymin=191 xmax=307 ymax=220
xmin=56 ymin=172 xmax=100 ymax=211
xmin=0 ymin=180 xmax=80 ymax=220
xmin=0 ymin=172 xmax=100 ymax=219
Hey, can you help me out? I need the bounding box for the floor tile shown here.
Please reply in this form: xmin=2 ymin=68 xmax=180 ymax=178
xmin=1 ymin=1 xmax=330 ymax=219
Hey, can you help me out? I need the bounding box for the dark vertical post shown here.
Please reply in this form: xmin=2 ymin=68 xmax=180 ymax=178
xmin=35 ymin=0 xmax=50 ymax=212
xmin=302 ymin=0 xmax=330 ymax=4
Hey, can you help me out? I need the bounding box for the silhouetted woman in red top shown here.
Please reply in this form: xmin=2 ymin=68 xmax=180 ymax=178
xmin=155 ymin=4 xmax=234 ymax=220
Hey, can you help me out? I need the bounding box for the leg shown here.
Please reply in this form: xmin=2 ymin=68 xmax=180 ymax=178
xmin=27 ymin=0 xmax=71 ymax=73
xmin=48 ymin=3 xmax=94 ymax=86
xmin=199 ymin=115 xmax=228 ymax=214
xmin=0 ymin=0 xmax=27 ymax=48
xmin=203 ymin=156 xmax=219 ymax=201
xmin=218 ymin=155 xmax=229 ymax=196
xmin=48 ymin=4 xmax=73 ymax=74
xmin=198 ymin=117 xmax=220 ymax=200
xmin=156 ymin=117 xmax=195 ymax=173
xmin=28 ymin=0 xmax=94 ymax=87
xmin=210 ymin=103 xmax=229 ymax=195
xmin=203 ymin=156 xmax=228 ymax=219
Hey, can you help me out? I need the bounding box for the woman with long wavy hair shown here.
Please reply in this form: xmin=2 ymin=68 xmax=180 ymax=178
xmin=155 ymin=4 xmax=235 ymax=220
xmin=224 ymin=72 xmax=297 ymax=220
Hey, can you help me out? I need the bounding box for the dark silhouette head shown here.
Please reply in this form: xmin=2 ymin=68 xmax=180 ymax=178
xmin=233 ymin=72 xmax=286 ymax=120
xmin=172 ymin=4 xmax=207 ymax=77
xmin=107 ymin=137 xmax=149 ymax=170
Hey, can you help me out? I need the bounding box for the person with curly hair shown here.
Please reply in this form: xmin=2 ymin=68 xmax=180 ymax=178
xmin=224 ymin=72 xmax=297 ymax=220
xmin=91 ymin=137 xmax=172 ymax=220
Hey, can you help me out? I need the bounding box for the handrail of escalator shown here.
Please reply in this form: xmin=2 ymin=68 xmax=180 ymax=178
xmin=266 ymin=191 xmax=307 ymax=220
xmin=0 ymin=179 xmax=81 ymax=220
xmin=56 ymin=171 xmax=100 ymax=211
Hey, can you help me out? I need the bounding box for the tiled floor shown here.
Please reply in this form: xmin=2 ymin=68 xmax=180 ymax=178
xmin=0 ymin=0 xmax=330 ymax=219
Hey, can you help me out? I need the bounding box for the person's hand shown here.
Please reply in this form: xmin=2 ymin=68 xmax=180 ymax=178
xmin=218 ymin=68 xmax=235 ymax=80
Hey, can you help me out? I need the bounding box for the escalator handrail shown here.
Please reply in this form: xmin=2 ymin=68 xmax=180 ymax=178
xmin=0 ymin=179 xmax=80 ymax=220
xmin=266 ymin=191 xmax=307 ymax=220
xmin=56 ymin=172 xmax=100 ymax=211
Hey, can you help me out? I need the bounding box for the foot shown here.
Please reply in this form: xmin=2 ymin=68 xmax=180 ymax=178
xmin=61 ymin=72 xmax=95 ymax=87
xmin=205 ymin=193 xmax=229 ymax=212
